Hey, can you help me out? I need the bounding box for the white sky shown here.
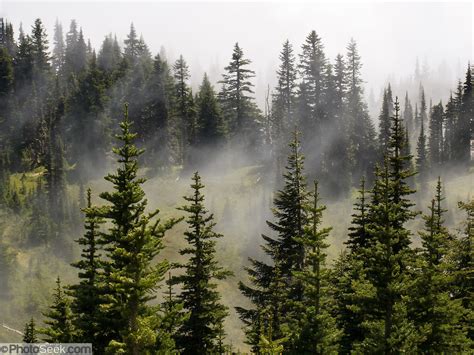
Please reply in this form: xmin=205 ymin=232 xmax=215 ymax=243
xmin=1 ymin=1 xmax=473 ymax=104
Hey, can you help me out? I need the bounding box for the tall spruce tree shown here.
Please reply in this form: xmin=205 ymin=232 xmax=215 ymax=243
xmin=290 ymin=181 xmax=340 ymax=353
xmin=428 ymin=101 xmax=444 ymax=169
xmin=174 ymin=172 xmax=231 ymax=354
xmin=416 ymin=118 xmax=428 ymax=195
xmin=238 ymin=131 xmax=308 ymax=351
xmin=70 ymin=188 xmax=106 ymax=352
xmin=41 ymin=277 xmax=74 ymax=343
xmin=409 ymin=178 xmax=470 ymax=352
xmin=23 ymin=318 xmax=38 ymax=343
xmin=219 ymin=43 xmax=261 ymax=150
xmin=355 ymin=98 xmax=419 ymax=353
xmin=95 ymin=105 xmax=178 ymax=354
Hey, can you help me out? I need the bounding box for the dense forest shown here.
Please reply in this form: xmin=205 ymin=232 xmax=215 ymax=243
xmin=0 ymin=17 xmax=472 ymax=354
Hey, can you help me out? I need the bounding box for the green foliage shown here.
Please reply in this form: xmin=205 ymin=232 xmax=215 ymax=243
xmin=174 ymin=172 xmax=231 ymax=354
xmin=23 ymin=318 xmax=38 ymax=343
xmin=94 ymin=105 xmax=179 ymax=354
xmin=41 ymin=277 xmax=74 ymax=343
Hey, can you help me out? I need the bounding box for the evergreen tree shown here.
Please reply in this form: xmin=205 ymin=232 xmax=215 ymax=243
xmin=31 ymin=18 xmax=50 ymax=74
xmin=403 ymin=91 xmax=414 ymax=135
xmin=298 ymin=30 xmax=326 ymax=141
xmin=416 ymin=118 xmax=428 ymax=195
xmin=219 ymin=42 xmax=260 ymax=147
xmin=52 ymin=20 xmax=65 ymax=74
xmin=174 ymin=172 xmax=231 ymax=354
xmin=291 ymin=181 xmax=340 ymax=353
xmin=23 ymin=318 xmax=38 ymax=343
xmin=238 ymin=131 xmax=308 ymax=350
xmin=41 ymin=277 xmax=74 ymax=343
xmin=124 ymin=23 xmax=140 ymax=63
xmin=345 ymin=39 xmax=377 ymax=184
xmin=410 ymin=178 xmax=470 ymax=352
xmin=452 ymin=64 xmax=472 ymax=164
xmin=95 ymin=105 xmax=178 ymax=354
xmin=443 ymin=93 xmax=457 ymax=162
xmin=195 ymin=73 xmax=225 ymax=148
xmin=428 ymin=101 xmax=444 ymax=169
xmin=452 ymin=198 xmax=474 ymax=342
xmin=173 ymin=55 xmax=193 ymax=165
xmin=378 ymin=86 xmax=393 ymax=157
xmin=355 ymin=98 xmax=419 ymax=353
xmin=70 ymin=188 xmax=106 ymax=352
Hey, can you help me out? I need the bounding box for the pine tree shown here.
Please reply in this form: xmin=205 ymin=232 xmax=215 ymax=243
xmin=41 ymin=277 xmax=74 ymax=343
xmin=416 ymin=118 xmax=428 ymax=195
xmin=428 ymin=101 xmax=444 ymax=169
xmin=355 ymin=98 xmax=419 ymax=353
xmin=403 ymin=91 xmax=414 ymax=135
xmin=378 ymin=86 xmax=393 ymax=157
xmin=23 ymin=318 xmax=38 ymax=343
xmin=52 ymin=20 xmax=65 ymax=74
xmin=443 ymin=93 xmax=457 ymax=162
xmin=219 ymin=43 xmax=259 ymax=142
xmin=452 ymin=64 xmax=472 ymax=164
xmin=291 ymin=181 xmax=340 ymax=353
xmin=173 ymin=55 xmax=193 ymax=165
xmin=174 ymin=172 xmax=231 ymax=354
xmin=124 ymin=23 xmax=140 ymax=63
xmin=31 ymin=18 xmax=50 ymax=74
xmin=195 ymin=73 xmax=225 ymax=148
xmin=409 ymin=178 xmax=470 ymax=352
xmin=452 ymin=198 xmax=474 ymax=342
xmin=298 ymin=30 xmax=326 ymax=139
xmin=95 ymin=105 xmax=178 ymax=354
xmin=345 ymin=39 xmax=377 ymax=184
xmin=70 ymin=188 xmax=106 ymax=352
xmin=238 ymin=131 xmax=308 ymax=350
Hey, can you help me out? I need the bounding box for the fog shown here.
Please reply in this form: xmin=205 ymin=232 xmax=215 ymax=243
xmin=2 ymin=1 xmax=472 ymax=106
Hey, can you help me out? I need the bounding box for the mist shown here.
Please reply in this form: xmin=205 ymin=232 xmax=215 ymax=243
xmin=2 ymin=1 xmax=472 ymax=106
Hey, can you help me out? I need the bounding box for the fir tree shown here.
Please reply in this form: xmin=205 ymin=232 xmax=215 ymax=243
xmin=238 ymin=131 xmax=308 ymax=350
xmin=31 ymin=18 xmax=50 ymax=74
xmin=378 ymin=86 xmax=393 ymax=157
xmin=416 ymin=118 xmax=428 ymax=195
xmin=95 ymin=105 xmax=178 ymax=354
xmin=219 ymin=43 xmax=260 ymax=144
xmin=174 ymin=172 xmax=231 ymax=354
xmin=23 ymin=318 xmax=38 ymax=343
xmin=356 ymin=98 xmax=419 ymax=353
xmin=41 ymin=277 xmax=74 ymax=343
xmin=428 ymin=101 xmax=444 ymax=169
xmin=291 ymin=181 xmax=340 ymax=353
xmin=410 ymin=178 xmax=470 ymax=352
xmin=70 ymin=188 xmax=105 ymax=352
xmin=52 ymin=20 xmax=65 ymax=74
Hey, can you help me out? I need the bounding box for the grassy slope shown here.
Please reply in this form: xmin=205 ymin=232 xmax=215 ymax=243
xmin=0 ymin=165 xmax=472 ymax=350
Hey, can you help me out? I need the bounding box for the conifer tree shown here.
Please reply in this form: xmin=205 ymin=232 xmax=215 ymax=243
xmin=403 ymin=91 xmax=414 ymax=135
xmin=70 ymin=188 xmax=105 ymax=352
xmin=345 ymin=39 xmax=377 ymax=183
xmin=443 ymin=93 xmax=456 ymax=162
xmin=291 ymin=181 xmax=340 ymax=353
xmin=31 ymin=18 xmax=50 ymax=74
xmin=355 ymin=98 xmax=419 ymax=352
xmin=416 ymin=118 xmax=428 ymax=194
xmin=298 ymin=30 xmax=326 ymax=139
xmin=23 ymin=318 xmax=38 ymax=343
xmin=428 ymin=101 xmax=444 ymax=169
xmin=41 ymin=277 xmax=74 ymax=343
xmin=95 ymin=104 xmax=178 ymax=354
xmin=173 ymin=55 xmax=193 ymax=165
xmin=378 ymin=86 xmax=393 ymax=157
xmin=453 ymin=64 xmax=472 ymax=164
xmin=452 ymin=198 xmax=474 ymax=342
xmin=174 ymin=172 xmax=231 ymax=354
xmin=195 ymin=73 xmax=225 ymax=148
xmin=410 ymin=178 xmax=470 ymax=352
xmin=124 ymin=23 xmax=140 ymax=63
xmin=219 ymin=42 xmax=260 ymax=146
xmin=52 ymin=20 xmax=65 ymax=74
xmin=238 ymin=131 xmax=308 ymax=350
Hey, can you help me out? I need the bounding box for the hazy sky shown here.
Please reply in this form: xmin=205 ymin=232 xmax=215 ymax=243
xmin=1 ymin=1 xmax=472 ymax=103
